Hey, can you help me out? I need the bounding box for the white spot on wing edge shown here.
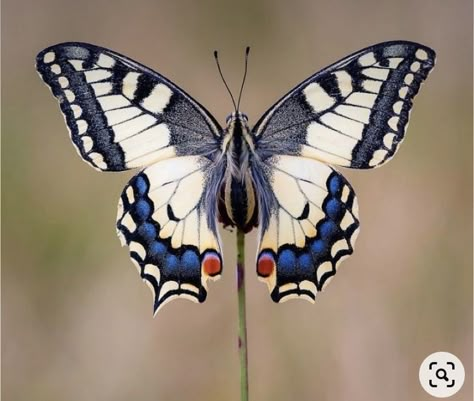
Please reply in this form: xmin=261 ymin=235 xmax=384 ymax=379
xmin=144 ymin=264 xmax=161 ymax=285
xmin=383 ymin=133 xmax=397 ymax=149
xmin=278 ymin=283 xmax=298 ymax=293
xmin=97 ymin=54 xmax=116 ymax=68
xmin=340 ymin=211 xmax=355 ymax=231
xmin=393 ymin=101 xmax=403 ymax=114
xmin=388 ymin=116 xmax=399 ymax=131
xmin=316 ymin=261 xmax=333 ymax=285
xmin=58 ymin=77 xmax=69 ymax=88
xmin=340 ymin=185 xmax=350 ymax=203
xmin=369 ymin=149 xmax=389 ymax=167
xmin=331 ymin=238 xmax=349 ymax=258
xmin=64 ymin=89 xmax=75 ymax=102
xmin=159 ymin=281 xmax=179 ymax=301
xmin=350 ymin=225 xmax=360 ymax=248
xmin=43 ymin=52 xmax=55 ymax=63
xmin=116 ymin=227 xmax=127 ymax=247
xmin=415 ymin=49 xmax=428 ymax=60
xmin=76 ymin=119 xmax=88 ymax=135
xmin=88 ymin=152 xmax=108 ymax=170
xmin=71 ymin=104 xmax=82 ymax=118
xmin=410 ymin=61 xmax=421 ymax=72
xmin=81 ymin=136 xmax=93 ymax=152
xmin=50 ymin=64 xmax=61 ymax=74
xmin=398 ymin=87 xmax=409 ymax=99
xmin=299 ymin=280 xmax=317 ymax=296
xmin=404 ymin=74 xmax=414 ymax=85
xmin=130 ymin=241 xmax=146 ymax=259
xmin=126 ymin=186 xmax=135 ymax=204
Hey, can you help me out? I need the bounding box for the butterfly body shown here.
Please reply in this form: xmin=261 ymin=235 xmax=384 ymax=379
xmin=218 ymin=112 xmax=259 ymax=233
xmin=36 ymin=41 xmax=435 ymax=314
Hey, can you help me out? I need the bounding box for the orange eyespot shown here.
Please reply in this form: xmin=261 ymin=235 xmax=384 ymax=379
xmin=203 ymin=253 xmax=221 ymax=276
xmin=257 ymin=253 xmax=275 ymax=277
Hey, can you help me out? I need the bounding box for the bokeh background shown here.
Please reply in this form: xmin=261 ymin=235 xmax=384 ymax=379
xmin=2 ymin=0 xmax=472 ymax=400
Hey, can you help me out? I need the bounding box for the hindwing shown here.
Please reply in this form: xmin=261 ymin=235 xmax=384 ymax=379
xmin=254 ymin=156 xmax=359 ymax=302
xmin=116 ymin=156 xmax=224 ymax=313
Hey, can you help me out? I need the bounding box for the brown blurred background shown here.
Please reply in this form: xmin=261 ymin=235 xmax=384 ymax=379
xmin=2 ymin=0 xmax=472 ymax=400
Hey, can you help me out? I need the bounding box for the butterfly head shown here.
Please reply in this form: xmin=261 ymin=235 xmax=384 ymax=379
xmin=225 ymin=111 xmax=248 ymax=125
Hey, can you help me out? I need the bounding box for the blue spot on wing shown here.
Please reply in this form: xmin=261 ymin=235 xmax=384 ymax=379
xmin=278 ymin=249 xmax=297 ymax=278
xmin=325 ymin=198 xmax=343 ymax=220
xmin=311 ymin=239 xmax=325 ymax=254
xmin=134 ymin=199 xmax=151 ymax=221
xmin=298 ymin=253 xmax=313 ymax=276
xmin=180 ymin=250 xmax=200 ymax=280
xmin=163 ymin=254 xmax=179 ymax=276
xmin=148 ymin=241 xmax=167 ymax=259
xmin=319 ymin=220 xmax=338 ymax=239
xmin=328 ymin=174 xmax=341 ymax=195
xmin=138 ymin=222 xmax=157 ymax=243
xmin=134 ymin=175 xmax=148 ymax=196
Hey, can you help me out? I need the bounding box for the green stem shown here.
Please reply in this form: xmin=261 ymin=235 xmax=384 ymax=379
xmin=236 ymin=229 xmax=249 ymax=401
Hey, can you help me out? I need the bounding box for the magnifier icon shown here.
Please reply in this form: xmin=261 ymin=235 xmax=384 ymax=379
xmin=436 ymin=368 xmax=449 ymax=381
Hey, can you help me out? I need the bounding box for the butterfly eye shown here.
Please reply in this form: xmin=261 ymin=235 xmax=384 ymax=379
xmin=241 ymin=113 xmax=248 ymax=121
xmin=225 ymin=114 xmax=233 ymax=124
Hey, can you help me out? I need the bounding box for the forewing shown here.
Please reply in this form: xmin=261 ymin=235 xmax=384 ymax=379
xmin=254 ymin=41 xmax=435 ymax=168
xmin=36 ymin=43 xmax=221 ymax=171
xmin=254 ymin=156 xmax=359 ymax=302
xmin=116 ymin=156 xmax=224 ymax=314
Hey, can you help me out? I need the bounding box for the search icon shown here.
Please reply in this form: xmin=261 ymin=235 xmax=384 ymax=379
xmin=436 ymin=368 xmax=449 ymax=381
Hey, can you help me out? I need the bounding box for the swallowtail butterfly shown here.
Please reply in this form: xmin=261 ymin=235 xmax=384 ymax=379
xmin=36 ymin=41 xmax=435 ymax=314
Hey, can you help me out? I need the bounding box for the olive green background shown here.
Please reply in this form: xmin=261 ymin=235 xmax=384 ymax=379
xmin=2 ymin=0 xmax=472 ymax=400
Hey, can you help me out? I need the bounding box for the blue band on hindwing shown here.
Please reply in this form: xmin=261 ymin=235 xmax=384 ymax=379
xmin=117 ymin=172 xmax=211 ymax=313
xmin=267 ymin=171 xmax=359 ymax=303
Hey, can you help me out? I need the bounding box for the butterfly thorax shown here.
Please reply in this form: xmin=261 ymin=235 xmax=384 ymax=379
xmin=218 ymin=112 xmax=258 ymax=233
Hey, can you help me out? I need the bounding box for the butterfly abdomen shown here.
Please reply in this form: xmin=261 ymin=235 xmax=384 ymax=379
xmin=218 ymin=114 xmax=258 ymax=233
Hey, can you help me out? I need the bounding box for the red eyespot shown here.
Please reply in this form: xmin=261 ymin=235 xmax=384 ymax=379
xmin=257 ymin=253 xmax=275 ymax=277
xmin=203 ymin=253 xmax=221 ymax=276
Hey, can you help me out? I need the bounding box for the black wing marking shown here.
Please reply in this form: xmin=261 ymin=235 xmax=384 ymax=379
xmin=253 ymin=41 xmax=435 ymax=168
xmin=36 ymin=43 xmax=222 ymax=171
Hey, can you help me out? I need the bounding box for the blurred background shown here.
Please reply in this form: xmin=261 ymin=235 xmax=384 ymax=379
xmin=2 ymin=0 xmax=472 ymax=400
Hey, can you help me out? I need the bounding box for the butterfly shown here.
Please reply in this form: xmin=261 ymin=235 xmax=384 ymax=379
xmin=36 ymin=41 xmax=435 ymax=314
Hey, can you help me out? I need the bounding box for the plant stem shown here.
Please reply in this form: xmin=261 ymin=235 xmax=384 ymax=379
xmin=236 ymin=229 xmax=249 ymax=401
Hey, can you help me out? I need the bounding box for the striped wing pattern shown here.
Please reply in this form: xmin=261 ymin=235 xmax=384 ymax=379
xmin=36 ymin=43 xmax=221 ymax=171
xmin=116 ymin=156 xmax=223 ymax=314
xmin=255 ymin=156 xmax=359 ymax=302
xmin=254 ymin=41 xmax=436 ymax=169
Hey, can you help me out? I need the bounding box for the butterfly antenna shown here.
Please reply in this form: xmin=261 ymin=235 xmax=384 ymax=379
xmin=214 ymin=50 xmax=237 ymax=111
xmin=237 ymin=46 xmax=250 ymax=111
